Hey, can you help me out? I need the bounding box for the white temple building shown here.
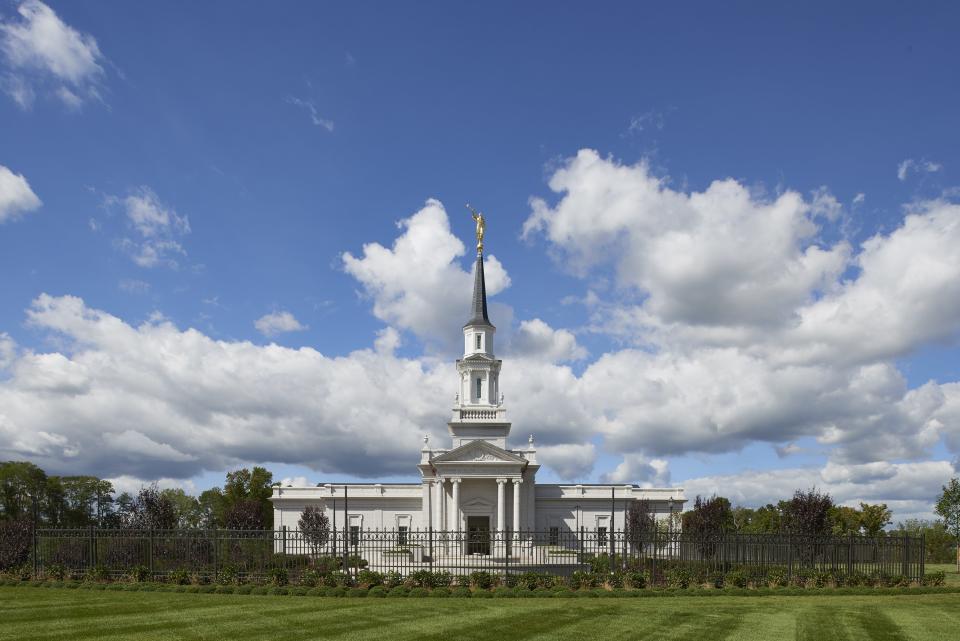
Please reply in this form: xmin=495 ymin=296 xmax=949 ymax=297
xmin=271 ymin=231 xmax=686 ymax=545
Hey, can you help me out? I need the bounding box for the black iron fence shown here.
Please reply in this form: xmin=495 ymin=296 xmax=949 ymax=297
xmin=30 ymin=527 xmax=925 ymax=585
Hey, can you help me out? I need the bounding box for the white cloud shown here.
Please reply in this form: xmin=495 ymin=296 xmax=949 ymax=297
xmin=682 ymin=460 xmax=955 ymax=521
xmin=286 ymin=96 xmax=334 ymax=132
xmin=897 ymin=158 xmax=942 ymax=182
xmin=280 ymin=475 xmax=311 ymax=488
xmin=114 ymin=187 xmax=190 ymax=268
xmin=342 ymin=199 xmax=510 ymax=352
xmin=0 ymin=1 xmax=105 ymax=109
xmin=254 ymin=311 xmax=307 ymax=337
xmin=603 ymin=455 xmax=670 ymax=487
xmin=508 ymin=318 xmax=586 ymax=362
xmin=0 ymin=164 xmax=41 ymax=223
xmin=524 ymin=150 xmax=849 ymax=332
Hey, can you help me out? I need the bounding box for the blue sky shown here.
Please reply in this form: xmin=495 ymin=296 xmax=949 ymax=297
xmin=1 ymin=1 xmax=959 ymax=520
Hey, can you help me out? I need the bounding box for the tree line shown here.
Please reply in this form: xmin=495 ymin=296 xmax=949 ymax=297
xmin=0 ymin=461 xmax=275 ymax=530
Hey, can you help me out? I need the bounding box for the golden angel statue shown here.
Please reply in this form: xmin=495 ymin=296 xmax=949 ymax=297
xmin=467 ymin=204 xmax=485 ymax=254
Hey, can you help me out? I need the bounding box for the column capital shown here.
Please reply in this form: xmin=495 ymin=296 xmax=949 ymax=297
xmin=512 ymin=477 xmax=523 ymax=485
xmin=496 ymin=477 xmax=507 ymax=485
xmin=451 ymin=477 xmax=462 ymax=484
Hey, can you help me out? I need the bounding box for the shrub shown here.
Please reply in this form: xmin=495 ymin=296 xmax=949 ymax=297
xmin=310 ymin=556 xmax=340 ymax=574
xmin=387 ymin=586 xmax=409 ymax=597
xmin=790 ymin=569 xmax=810 ymax=588
xmin=326 ymin=571 xmax=352 ymax=587
xmin=708 ymin=571 xmax=725 ymax=589
xmin=299 ymin=568 xmax=322 ymax=587
xmin=725 ymin=569 xmax=748 ymax=589
xmin=46 ymin=564 xmax=67 ymax=581
xmin=288 ymin=586 xmax=308 ymax=596
xmin=130 ymin=565 xmax=150 ymax=583
xmin=666 ymin=566 xmax=692 ymax=589
xmin=236 ymin=585 xmax=253 ymax=594
xmin=269 ymin=586 xmax=288 ymax=596
xmin=451 ymin=586 xmax=472 ymax=598
xmin=516 ymin=571 xmax=556 ymax=590
xmin=922 ymin=571 xmax=946 ymax=587
xmin=469 ymin=571 xmax=493 ymax=590
xmin=383 ymin=571 xmax=403 ymax=588
xmin=532 ymin=587 xmax=552 ymax=597
xmin=167 ymin=569 xmax=190 ymax=585
xmin=217 ymin=564 xmax=240 ymax=586
xmin=766 ymin=567 xmax=788 ymax=587
xmin=607 ymin=572 xmax=625 ymax=589
xmin=214 ymin=585 xmax=235 ymax=594
xmin=812 ymin=570 xmax=831 ymax=588
xmin=569 ymin=571 xmax=599 ymax=589
xmin=473 ymin=589 xmax=493 ymax=598
xmin=408 ymin=587 xmax=429 ymax=597
xmin=250 ymin=586 xmax=268 ymax=595
xmin=268 ymin=567 xmax=288 ymax=586
xmin=625 ymin=571 xmax=646 ymax=589
xmin=409 ymin=570 xmax=435 ymax=588
xmin=493 ymin=586 xmax=514 ymax=598
xmin=327 ymin=586 xmax=346 ymax=597
xmin=367 ymin=585 xmax=388 ymax=597
xmin=430 ymin=587 xmax=451 ymax=597
xmin=432 ymin=571 xmax=453 ymax=587
xmin=347 ymin=587 xmax=368 ymax=597
xmin=589 ymin=553 xmax=612 ymax=574
xmin=356 ymin=569 xmax=384 ymax=588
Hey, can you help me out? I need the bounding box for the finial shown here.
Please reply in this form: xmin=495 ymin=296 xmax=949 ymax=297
xmin=423 ymin=434 xmax=430 ymax=445
xmin=467 ymin=204 xmax=485 ymax=254
xmin=499 ymin=392 xmax=504 ymax=406
xmin=528 ymin=434 xmax=534 ymax=447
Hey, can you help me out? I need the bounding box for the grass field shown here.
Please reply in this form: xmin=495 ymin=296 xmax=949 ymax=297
xmin=2 ymin=587 xmax=960 ymax=641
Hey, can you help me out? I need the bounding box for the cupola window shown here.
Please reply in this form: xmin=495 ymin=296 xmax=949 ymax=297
xmin=475 ymin=334 xmax=482 ymax=350
xmin=476 ymin=377 xmax=482 ymax=400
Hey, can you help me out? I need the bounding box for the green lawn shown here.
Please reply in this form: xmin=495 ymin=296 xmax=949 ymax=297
xmin=2 ymin=587 xmax=960 ymax=641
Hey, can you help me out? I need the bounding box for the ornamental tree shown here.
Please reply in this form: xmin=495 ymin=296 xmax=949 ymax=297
xmin=298 ymin=505 xmax=330 ymax=555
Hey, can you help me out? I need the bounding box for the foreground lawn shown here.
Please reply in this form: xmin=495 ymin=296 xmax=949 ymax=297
xmin=2 ymin=587 xmax=960 ymax=641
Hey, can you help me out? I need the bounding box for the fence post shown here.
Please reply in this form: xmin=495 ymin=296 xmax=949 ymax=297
xmin=787 ymin=534 xmax=793 ymax=582
xmin=579 ymin=526 xmax=584 ymax=565
xmin=213 ymin=527 xmax=218 ymax=583
xmin=920 ymin=532 xmax=925 ymax=577
xmin=32 ymin=522 xmax=39 ymax=578
xmin=902 ymin=534 xmax=909 ymax=579
xmin=89 ymin=524 xmax=96 ymax=570
xmin=148 ymin=528 xmax=154 ymax=577
xmin=846 ymin=534 xmax=853 ymax=578
xmin=282 ymin=525 xmax=288 ymax=556
xmin=429 ymin=526 xmax=434 ymax=573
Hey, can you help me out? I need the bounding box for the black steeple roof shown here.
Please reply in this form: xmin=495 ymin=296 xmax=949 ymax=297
xmin=464 ymin=253 xmax=494 ymax=328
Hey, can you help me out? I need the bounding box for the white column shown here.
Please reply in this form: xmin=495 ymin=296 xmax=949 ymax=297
xmin=496 ymin=478 xmax=506 ymax=533
xmin=512 ymin=478 xmax=522 ymax=541
xmin=434 ymin=479 xmax=443 ymax=530
xmin=451 ymin=478 xmax=461 ymax=531
xmin=424 ymin=479 xmax=432 ymax=530
xmin=440 ymin=478 xmax=447 ymax=531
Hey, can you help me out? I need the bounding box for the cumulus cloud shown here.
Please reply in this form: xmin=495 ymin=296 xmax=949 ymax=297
xmin=602 ymin=454 xmax=670 ymax=487
xmin=342 ymin=199 xmax=510 ymax=352
xmin=536 ymin=443 xmax=596 ymax=480
xmin=683 ymin=460 xmax=955 ymax=521
xmin=254 ymin=311 xmax=307 ymax=337
xmin=0 ymin=1 xmax=106 ymax=109
xmin=0 ymin=164 xmax=41 ymax=223
xmin=524 ymin=150 xmax=849 ymax=332
xmin=897 ymin=158 xmax=942 ymax=182
xmin=508 ymin=318 xmax=586 ymax=362
xmin=0 ymin=293 xmax=456 ymax=479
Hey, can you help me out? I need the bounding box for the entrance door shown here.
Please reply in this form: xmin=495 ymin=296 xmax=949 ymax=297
xmin=467 ymin=516 xmax=491 ymax=555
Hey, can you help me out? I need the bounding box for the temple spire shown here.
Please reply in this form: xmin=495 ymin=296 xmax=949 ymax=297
xmin=465 ymin=253 xmax=494 ymax=328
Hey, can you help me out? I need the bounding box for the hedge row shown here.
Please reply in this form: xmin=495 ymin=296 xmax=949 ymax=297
xmin=2 ymin=578 xmax=959 ymax=599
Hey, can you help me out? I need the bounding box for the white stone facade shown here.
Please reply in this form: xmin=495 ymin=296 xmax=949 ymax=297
xmin=271 ymin=250 xmax=686 ymax=539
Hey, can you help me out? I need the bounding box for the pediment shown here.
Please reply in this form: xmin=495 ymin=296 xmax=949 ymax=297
xmin=432 ymin=440 xmax=526 ymax=465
